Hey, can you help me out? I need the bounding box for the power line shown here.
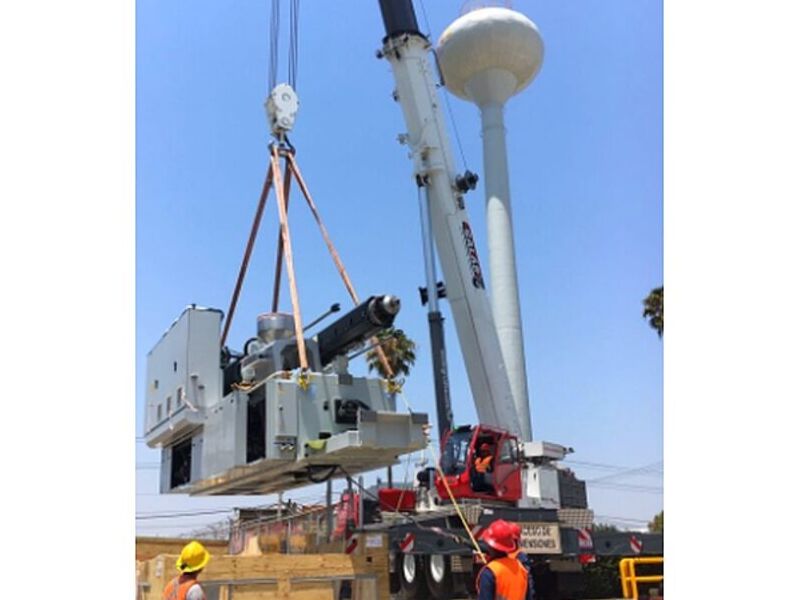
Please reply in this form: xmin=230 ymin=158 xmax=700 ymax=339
xmin=564 ymin=459 xmax=662 ymax=472
xmin=136 ymin=508 xmax=240 ymax=521
xmin=587 ymin=461 xmax=663 ymax=483
xmin=137 ymin=498 xmax=307 ymax=520
xmin=588 ymin=481 xmax=663 ymax=494
xmin=594 ymin=514 xmax=651 ymax=525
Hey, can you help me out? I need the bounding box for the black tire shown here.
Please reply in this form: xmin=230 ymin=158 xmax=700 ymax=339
xmin=397 ymin=552 xmax=425 ymax=599
xmin=389 ymin=554 xmax=401 ymax=595
xmin=424 ymin=554 xmax=455 ymax=600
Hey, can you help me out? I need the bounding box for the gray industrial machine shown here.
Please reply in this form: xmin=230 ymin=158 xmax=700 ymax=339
xmin=143 ymin=295 xmax=429 ymax=495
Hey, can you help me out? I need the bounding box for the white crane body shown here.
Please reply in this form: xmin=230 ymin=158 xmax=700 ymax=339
xmin=380 ymin=31 xmax=523 ymax=439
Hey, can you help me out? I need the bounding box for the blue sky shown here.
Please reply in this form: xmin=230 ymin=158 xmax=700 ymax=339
xmin=136 ymin=0 xmax=662 ymax=535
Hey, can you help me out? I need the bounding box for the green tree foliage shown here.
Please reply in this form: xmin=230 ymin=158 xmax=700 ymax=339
xmin=648 ymin=510 xmax=663 ymax=533
xmin=642 ymin=286 xmax=663 ymax=338
xmin=593 ymin=522 xmax=621 ymax=533
xmin=582 ymin=557 xmax=624 ymax=599
xmin=366 ymin=328 xmax=416 ymax=383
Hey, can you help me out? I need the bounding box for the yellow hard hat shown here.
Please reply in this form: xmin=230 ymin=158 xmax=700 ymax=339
xmin=176 ymin=541 xmax=211 ymax=573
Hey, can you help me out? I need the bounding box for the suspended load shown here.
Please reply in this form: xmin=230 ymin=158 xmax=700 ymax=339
xmin=144 ymin=296 xmax=428 ymax=495
xmin=142 ymin=8 xmax=430 ymax=492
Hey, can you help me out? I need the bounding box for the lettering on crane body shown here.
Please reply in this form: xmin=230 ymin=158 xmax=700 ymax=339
xmin=461 ymin=221 xmax=486 ymax=289
xmin=519 ymin=522 xmax=562 ymax=554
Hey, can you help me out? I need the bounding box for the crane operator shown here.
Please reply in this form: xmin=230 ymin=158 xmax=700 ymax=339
xmin=472 ymin=442 xmax=495 ymax=493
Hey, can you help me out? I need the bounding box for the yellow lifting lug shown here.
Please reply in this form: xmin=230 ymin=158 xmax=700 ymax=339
xmin=297 ymin=370 xmax=311 ymax=391
xmin=386 ymin=378 xmax=403 ymax=394
xmin=305 ymin=439 xmax=327 ymax=452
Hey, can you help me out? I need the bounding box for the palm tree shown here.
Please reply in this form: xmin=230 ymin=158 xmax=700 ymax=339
xmin=642 ymin=286 xmax=663 ymax=338
xmin=648 ymin=510 xmax=663 ymax=533
xmin=366 ymin=327 xmax=416 ymax=384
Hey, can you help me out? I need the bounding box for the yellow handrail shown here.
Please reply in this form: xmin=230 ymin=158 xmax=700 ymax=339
xmin=619 ymin=556 xmax=663 ymax=599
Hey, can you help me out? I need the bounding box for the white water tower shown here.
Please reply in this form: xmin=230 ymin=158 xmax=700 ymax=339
xmin=437 ymin=6 xmax=543 ymax=441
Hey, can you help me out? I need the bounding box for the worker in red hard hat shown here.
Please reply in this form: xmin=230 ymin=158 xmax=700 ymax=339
xmin=507 ymin=522 xmax=535 ymax=600
xmin=476 ymin=519 xmax=534 ymax=600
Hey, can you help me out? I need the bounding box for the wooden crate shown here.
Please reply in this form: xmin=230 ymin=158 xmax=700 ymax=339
xmin=139 ymin=535 xmax=390 ymax=600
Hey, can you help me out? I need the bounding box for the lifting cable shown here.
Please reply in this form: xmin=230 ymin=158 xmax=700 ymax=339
xmin=416 ymin=0 xmax=469 ymax=171
xmin=285 ymin=153 xmax=394 ymax=378
xmin=270 ymin=162 xmax=293 ymax=312
xmin=288 ymin=0 xmax=300 ymax=90
xmin=221 ymin=169 xmax=274 ymax=346
xmin=268 ymin=0 xmax=300 ymax=93
xmin=268 ymin=0 xmax=280 ymax=93
xmin=221 ymin=146 xmax=395 ymax=376
xmin=270 ymin=145 xmax=309 ymax=370
xmin=223 ymin=0 xmax=394 ymax=381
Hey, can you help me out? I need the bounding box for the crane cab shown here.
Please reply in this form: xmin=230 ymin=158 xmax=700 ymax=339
xmin=435 ymin=425 xmax=522 ymax=504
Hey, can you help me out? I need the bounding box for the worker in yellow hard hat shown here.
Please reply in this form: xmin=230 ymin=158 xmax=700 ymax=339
xmin=162 ymin=540 xmax=211 ymax=600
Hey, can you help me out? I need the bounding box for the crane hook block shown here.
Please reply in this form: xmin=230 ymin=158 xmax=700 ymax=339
xmin=266 ymin=83 xmax=300 ymax=137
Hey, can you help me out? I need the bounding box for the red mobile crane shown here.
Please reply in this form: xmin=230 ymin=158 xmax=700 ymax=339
xmin=326 ymin=3 xmax=664 ymax=599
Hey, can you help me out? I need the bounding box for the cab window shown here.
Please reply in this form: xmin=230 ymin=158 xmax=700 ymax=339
xmin=498 ymin=439 xmax=516 ymax=464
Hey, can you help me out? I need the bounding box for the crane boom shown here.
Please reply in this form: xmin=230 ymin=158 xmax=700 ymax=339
xmin=378 ymin=0 xmax=526 ymax=440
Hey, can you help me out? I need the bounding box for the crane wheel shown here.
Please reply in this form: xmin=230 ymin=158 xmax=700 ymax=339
xmin=396 ymin=553 xmax=425 ymax=599
xmin=424 ymin=554 xmax=454 ymax=600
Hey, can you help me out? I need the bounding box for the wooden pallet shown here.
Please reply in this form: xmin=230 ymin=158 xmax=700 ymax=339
xmin=137 ymin=534 xmax=390 ymax=600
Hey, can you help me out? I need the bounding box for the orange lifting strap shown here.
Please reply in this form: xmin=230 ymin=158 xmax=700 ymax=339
xmin=220 ymin=143 xmax=394 ymax=377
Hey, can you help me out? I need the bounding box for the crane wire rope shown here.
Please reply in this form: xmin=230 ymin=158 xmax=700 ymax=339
xmin=268 ymin=0 xmax=300 ymax=93
xmin=416 ymin=0 xmax=470 ymax=171
xmin=288 ymin=0 xmax=299 ymax=90
xmin=220 ymin=169 xmax=273 ymax=346
xmin=268 ymin=0 xmax=280 ymax=93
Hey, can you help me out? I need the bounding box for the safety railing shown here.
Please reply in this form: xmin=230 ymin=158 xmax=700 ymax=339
xmin=619 ymin=556 xmax=663 ymax=599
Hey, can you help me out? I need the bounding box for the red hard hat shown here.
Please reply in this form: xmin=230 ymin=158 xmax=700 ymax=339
xmin=480 ymin=442 xmax=491 ymax=451
xmin=480 ymin=519 xmax=518 ymax=554
xmin=508 ymin=522 xmax=522 ymax=542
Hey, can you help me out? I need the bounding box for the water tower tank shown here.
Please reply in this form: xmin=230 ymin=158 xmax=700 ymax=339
xmin=438 ymin=7 xmax=543 ymax=106
xmin=437 ymin=7 xmax=544 ymax=441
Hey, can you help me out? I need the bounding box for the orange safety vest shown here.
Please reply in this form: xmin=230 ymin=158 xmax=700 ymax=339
xmin=475 ymin=455 xmax=493 ymax=473
xmin=163 ymin=576 xmax=204 ymax=600
xmin=476 ymin=556 xmax=528 ymax=600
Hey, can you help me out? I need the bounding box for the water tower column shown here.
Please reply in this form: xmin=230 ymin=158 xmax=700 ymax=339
xmin=437 ymin=7 xmax=544 ymax=441
xmin=479 ymin=99 xmax=532 ymax=442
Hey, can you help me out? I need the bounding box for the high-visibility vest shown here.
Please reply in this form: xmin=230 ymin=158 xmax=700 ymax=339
xmin=474 ymin=455 xmax=493 ymax=473
xmin=476 ymin=556 xmax=528 ymax=600
xmin=163 ymin=577 xmax=204 ymax=600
